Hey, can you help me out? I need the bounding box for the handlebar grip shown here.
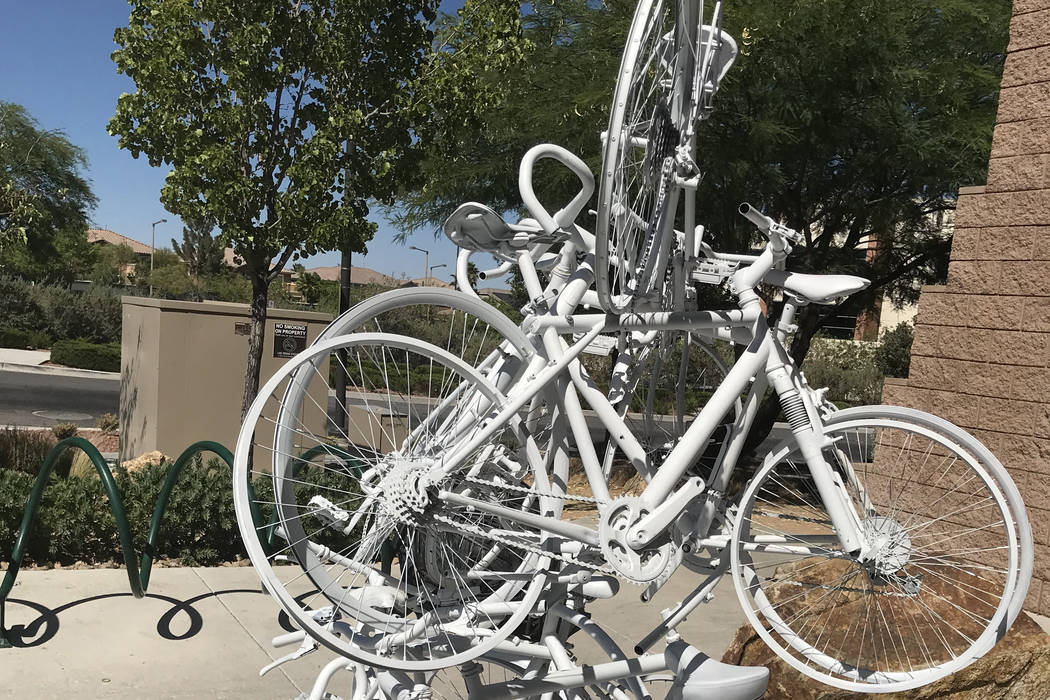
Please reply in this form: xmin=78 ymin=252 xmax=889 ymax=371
xmin=738 ymin=202 xmax=773 ymax=232
xmin=272 ymin=630 xmax=306 ymax=648
xmin=477 ymin=261 xmax=513 ymax=280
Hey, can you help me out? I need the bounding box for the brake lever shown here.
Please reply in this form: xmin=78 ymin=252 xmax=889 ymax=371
xmin=260 ymin=633 xmax=318 ymax=676
xmin=769 ymin=221 xmax=803 ymax=246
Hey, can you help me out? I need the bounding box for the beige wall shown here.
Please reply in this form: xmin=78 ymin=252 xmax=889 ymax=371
xmin=883 ymin=1 xmax=1050 ymax=614
xmin=120 ymin=297 xmax=331 ymax=462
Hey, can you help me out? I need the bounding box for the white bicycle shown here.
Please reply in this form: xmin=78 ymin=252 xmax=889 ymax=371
xmin=234 ymin=0 xmax=1033 ymax=696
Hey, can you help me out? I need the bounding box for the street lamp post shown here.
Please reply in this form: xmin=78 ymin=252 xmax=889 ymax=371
xmin=150 ymin=218 xmax=167 ymax=296
xmin=409 ymin=245 xmax=429 ymax=286
xmin=430 ymin=263 xmax=447 ymax=285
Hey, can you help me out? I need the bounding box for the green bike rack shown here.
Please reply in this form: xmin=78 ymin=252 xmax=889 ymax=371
xmin=0 ymin=437 xmax=381 ymax=648
xmin=0 ymin=439 xmax=246 ymax=648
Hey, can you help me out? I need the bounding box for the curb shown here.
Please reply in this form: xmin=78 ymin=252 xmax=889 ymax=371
xmin=0 ymin=362 xmax=120 ymax=381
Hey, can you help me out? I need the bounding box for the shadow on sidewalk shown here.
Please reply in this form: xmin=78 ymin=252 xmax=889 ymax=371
xmin=4 ymin=587 xmax=264 ymax=648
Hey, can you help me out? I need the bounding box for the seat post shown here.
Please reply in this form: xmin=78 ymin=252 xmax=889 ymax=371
xmin=776 ymin=297 xmax=804 ymax=344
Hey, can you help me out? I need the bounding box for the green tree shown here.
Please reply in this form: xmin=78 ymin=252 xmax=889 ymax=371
xmin=151 ymin=248 xmax=181 ymax=269
xmin=695 ymin=0 xmax=1009 ymax=446
xmin=172 ymin=216 xmax=224 ymax=281
xmin=395 ymin=0 xmax=627 ymax=234
xmin=148 ymin=248 xmax=193 ymax=298
xmin=109 ymin=0 xmax=436 ymax=418
xmin=405 ymin=0 xmax=1009 ymax=447
xmin=90 ymin=242 xmax=139 ymax=287
xmin=0 ymin=102 xmax=97 ymax=281
xmin=293 ymin=264 xmax=323 ymax=305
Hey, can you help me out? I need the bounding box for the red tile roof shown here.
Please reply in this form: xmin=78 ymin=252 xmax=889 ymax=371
xmin=86 ymin=228 xmax=154 ymax=255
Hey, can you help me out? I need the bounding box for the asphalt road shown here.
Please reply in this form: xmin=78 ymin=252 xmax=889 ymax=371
xmin=0 ymin=369 xmax=120 ymax=428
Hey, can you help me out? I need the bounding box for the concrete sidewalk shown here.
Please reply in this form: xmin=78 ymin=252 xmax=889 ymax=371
xmin=0 ymin=348 xmax=119 ymax=381
xmin=1 ymin=567 xmax=338 ymax=699
xmin=0 ymin=565 xmax=747 ymax=698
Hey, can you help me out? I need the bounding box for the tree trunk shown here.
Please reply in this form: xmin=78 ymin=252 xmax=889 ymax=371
xmin=742 ymin=305 xmax=823 ymax=456
xmin=241 ymin=273 xmax=269 ymax=423
xmin=328 ymin=247 xmax=351 ymax=434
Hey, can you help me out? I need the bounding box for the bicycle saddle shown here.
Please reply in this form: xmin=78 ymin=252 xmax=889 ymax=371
xmin=665 ymin=641 xmax=768 ymax=700
xmin=764 ymin=269 xmax=870 ymax=305
xmin=443 ymin=201 xmax=556 ymax=259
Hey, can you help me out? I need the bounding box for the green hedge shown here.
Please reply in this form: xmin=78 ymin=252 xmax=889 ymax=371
xmin=0 ymin=459 xmax=242 ymax=566
xmin=804 ymin=338 xmax=884 ymax=407
xmin=0 ymin=327 xmax=51 ymax=350
xmin=0 ymin=278 xmax=122 ymax=347
xmin=0 ymin=458 xmax=356 ymax=568
xmin=875 ymin=322 xmax=913 ymax=378
xmin=50 ymin=339 xmax=121 ymax=372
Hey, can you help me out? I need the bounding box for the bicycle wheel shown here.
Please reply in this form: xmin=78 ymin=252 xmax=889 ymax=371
xmin=313 ymin=287 xmax=535 ymax=396
xmin=234 ymin=333 xmax=554 ymax=671
xmin=730 ymin=405 xmax=1031 ymax=692
xmin=596 ymin=0 xmax=697 ymax=313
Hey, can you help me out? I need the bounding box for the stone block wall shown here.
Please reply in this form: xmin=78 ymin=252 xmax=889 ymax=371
xmin=882 ymin=0 xmax=1050 ymax=612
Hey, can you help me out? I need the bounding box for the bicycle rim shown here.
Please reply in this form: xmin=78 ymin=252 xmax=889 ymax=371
xmin=731 ymin=409 xmax=1023 ymax=691
xmin=233 ymin=333 xmax=553 ymax=671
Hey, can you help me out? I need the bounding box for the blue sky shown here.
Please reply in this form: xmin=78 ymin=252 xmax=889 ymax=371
xmin=1 ymin=0 xmax=471 ymax=281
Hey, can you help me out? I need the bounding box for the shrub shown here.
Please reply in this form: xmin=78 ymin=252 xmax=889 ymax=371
xmin=0 ymin=469 xmax=36 ymax=550
xmin=0 ymin=427 xmax=56 ymax=476
xmin=50 ymin=423 xmax=79 ymax=440
xmin=68 ymin=451 xmax=99 ymax=480
xmin=803 ymin=338 xmax=884 ymax=407
xmin=0 ymin=450 xmax=366 ymax=568
xmin=203 ymin=271 xmax=251 ymax=303
xmin=50 ymin=339 xmax=121 ymax=372
xmin=96 ymin=413 xmax=119 ymax=432
xmin=875 ymin=322 xmax=914 ymax=378
xmin=0 ymin=326 xmax=51 ymax=349
xmin=41 ymin=287 xmax=122 ymax=344
xmin=0 ymin=281 xmax=122 ymax=345
xmin=0 ymin=278 xmax=49 ymax=333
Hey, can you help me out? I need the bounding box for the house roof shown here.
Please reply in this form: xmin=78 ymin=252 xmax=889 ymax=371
xmin=306 ymin=265 xmax=400 ymax=287
xmin=86 ymin=228 xmax=154 ymax=255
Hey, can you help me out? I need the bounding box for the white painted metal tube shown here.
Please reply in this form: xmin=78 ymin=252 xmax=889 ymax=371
xmin=439 ymin=489 xmax=600 ymax=547
xmin=535 ymin=308 xmax=757 ymax=334
xmin=477 ymin=654 xmax=668 ymax=699
xmin=640 ymin=328 xmax=772 ymax=508
xmin=308 ymin=657 xmax=355 ymax=700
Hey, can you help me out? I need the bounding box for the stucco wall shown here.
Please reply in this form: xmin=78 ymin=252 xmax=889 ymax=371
xmin=120 ymin=297 xmax=331 ymax=463
xmin=883 ymin=0 xmax=1050 ymax=612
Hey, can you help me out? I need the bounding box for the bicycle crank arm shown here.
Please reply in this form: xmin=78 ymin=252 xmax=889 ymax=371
xmin=626 ymin=477 xmax=706 ymax=549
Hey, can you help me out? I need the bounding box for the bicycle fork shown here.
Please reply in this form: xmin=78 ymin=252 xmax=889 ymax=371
xmin=765 ymin=340 xmax=867 ymax=556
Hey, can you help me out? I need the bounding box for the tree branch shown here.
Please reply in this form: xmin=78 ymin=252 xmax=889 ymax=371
xmin=267 ymin=243 xmax=297 ymax=282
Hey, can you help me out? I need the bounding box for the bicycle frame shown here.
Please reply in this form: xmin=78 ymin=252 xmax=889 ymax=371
xmin=435 ymin=238 xmax=869 ymax=562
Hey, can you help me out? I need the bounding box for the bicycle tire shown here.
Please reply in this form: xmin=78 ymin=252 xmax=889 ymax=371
xmin=730 ymin=405 xmax=1031 ymax=692
xmin=596 ymin=0 xmax=698 ymax=313
xmin=234 ymin=332 xmax=554 ymax=671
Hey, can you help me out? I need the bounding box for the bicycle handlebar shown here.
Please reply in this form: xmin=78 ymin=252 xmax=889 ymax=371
xmin=739 ymin=202 xmax=802 ymax=251
xmin=519 ymin=144 xmax=595 ymax=237
xmin=738 ymin=202 xmax=773 ymax=232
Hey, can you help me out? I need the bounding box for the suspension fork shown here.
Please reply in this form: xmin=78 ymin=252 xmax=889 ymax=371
xmin=764 ymin=339 xmax=866 ymax=555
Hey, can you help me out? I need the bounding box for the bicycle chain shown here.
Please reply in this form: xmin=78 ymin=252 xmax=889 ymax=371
xmin=435 ymin=474 xmax=620 ymax=577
